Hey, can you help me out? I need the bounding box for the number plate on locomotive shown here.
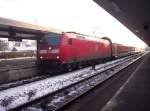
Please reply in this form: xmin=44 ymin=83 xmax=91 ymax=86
xmin=39 ymin=50 xmax=47 ymax=54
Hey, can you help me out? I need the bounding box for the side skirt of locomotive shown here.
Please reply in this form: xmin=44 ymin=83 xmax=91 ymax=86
xmin=37 ymin=56 xmax=111 ymax=73
xmin=37 ymin=51 xmax=136 ymax=73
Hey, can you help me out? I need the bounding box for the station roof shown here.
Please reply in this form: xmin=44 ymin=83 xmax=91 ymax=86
xmin=94 ymin=0 xmax=150 ymax=46
xmin=0 ymin=17 xmax=63 ymax=40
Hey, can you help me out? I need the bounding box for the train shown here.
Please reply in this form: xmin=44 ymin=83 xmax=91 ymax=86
xmin=37 ymin=32 xmax=137 ymax=69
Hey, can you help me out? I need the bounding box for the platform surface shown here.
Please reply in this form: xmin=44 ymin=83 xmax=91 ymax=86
xmin=102 ymin=53 xmax=150 ymax=111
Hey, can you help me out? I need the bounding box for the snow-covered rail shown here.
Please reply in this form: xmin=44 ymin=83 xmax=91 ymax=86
xmin=0 ymin=53 xmax=146 ymax=111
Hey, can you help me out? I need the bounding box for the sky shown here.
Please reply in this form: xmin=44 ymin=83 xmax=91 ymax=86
xmin=0 ymin=0 xmax=147 ymax=48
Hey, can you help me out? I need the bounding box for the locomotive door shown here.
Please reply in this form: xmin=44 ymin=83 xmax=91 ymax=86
xmin=67 ymin=38 xmax=77 ymax=62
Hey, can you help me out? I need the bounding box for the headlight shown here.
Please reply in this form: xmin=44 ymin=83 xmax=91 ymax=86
xmin=40 ymin=56 xmax=43 ymax=59
xmin=56 ymin=56 xmax=60 ymax=59
xmin=48 ymin=47 xmax=52 ymax=50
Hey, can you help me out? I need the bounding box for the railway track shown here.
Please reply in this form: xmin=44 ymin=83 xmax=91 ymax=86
xmin=0 ymin=53 xmax=145 ymax=111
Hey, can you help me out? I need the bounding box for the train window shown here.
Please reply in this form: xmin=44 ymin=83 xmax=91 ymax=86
xmin=68 ymin=38 xmax=73 ymax=45
xmin=40 ymin=33 xmax=61 ymax=45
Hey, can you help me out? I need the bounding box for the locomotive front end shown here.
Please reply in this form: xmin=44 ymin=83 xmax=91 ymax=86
xmin=38 ymin=32 xmax=61 ymax=66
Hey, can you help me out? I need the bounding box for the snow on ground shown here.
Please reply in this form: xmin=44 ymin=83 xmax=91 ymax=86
xmin=49 ymin=96 xmax=65 ymax=106
xmin=0 ymin=106 xmax=6 ymax=111
xmin=22 ymin=107 xmax=43 ymax=111
xmin=0 ymin=56 xmax=132 ymax=110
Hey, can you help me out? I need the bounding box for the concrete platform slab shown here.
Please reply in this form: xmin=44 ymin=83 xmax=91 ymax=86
xmin=102 ymin=53 xmax=150 ymax=111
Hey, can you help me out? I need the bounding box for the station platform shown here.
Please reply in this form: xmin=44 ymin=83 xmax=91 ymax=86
xmin=0 ymin=57 xmax=37 ymax=84
xmin=0 ymin=57 xmax=36 ymax=67
xmin=102 ymin=52 xmax=150 ymax=111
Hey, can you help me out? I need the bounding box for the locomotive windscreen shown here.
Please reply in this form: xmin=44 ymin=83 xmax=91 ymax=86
xmin=40 ymin=33 xmax=61 ymax=45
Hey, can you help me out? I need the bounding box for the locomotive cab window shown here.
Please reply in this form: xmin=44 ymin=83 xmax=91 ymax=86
xmin=40 ymin=33 xmax=61 ymax=45
xmin=68 ymin=38 xmax=73 ymax=45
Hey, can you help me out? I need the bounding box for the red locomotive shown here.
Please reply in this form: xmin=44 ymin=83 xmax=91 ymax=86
xmin=37 ymin=32 xmax=135 ymax=69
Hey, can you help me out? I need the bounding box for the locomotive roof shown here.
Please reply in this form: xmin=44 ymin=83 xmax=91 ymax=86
xmin=64 ymin=31 xmax=111 ymax=43
xmin=65 ymin=31 xmax=97 ymax=38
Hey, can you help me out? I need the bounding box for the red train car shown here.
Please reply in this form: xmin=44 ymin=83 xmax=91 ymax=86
xmin=38 ymin=32 xmax=111 ymax=66
xmin=37 ymin=31 xmax=137 ymax=69
xmin=112 ymin=43 xmax=135 ymax=58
